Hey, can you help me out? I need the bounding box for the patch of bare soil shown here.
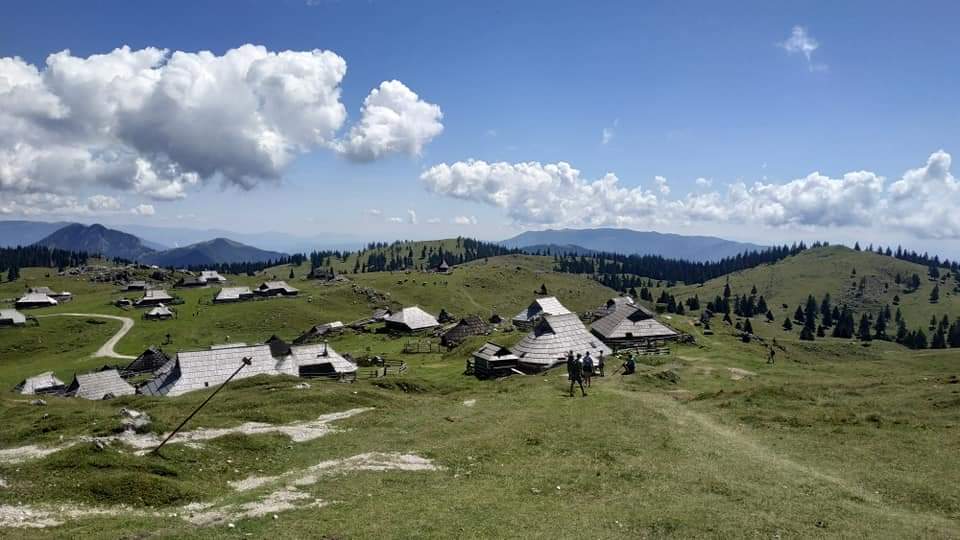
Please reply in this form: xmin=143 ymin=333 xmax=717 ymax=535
xmin=0 ymin=504 xmax=149 ymax=529
xmin=727 ymin=367 xmax=756 ymax=381
xmin=0 ymin=408 xmax=373 ymax=464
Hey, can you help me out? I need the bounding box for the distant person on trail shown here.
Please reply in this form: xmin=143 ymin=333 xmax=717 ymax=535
xmin=598 ymin=351 xmax=605 ymax=377
xmin=622 ymin=354 xmax=636 ymax=375
xmin=767 ymin=347 xmax=776 ymax=365
xmin=568 ymin=351 xmax=586 ymax=397
xmin=582 ymin=352 xmax=595 ymax=387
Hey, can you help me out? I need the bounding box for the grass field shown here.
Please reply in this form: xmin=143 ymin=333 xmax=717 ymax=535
xmin=1 ymin=251 xmax=959 ymax=538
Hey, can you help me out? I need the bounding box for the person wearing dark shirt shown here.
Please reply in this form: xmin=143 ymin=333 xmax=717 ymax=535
xmin=567 ymin=351 xmax=586 ymax=397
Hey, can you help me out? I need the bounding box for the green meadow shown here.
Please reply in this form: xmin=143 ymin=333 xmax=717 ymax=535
xmin=0 ymin=247 xmax=958 ymax=538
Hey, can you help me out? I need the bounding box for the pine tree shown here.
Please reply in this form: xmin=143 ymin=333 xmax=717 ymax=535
xmin=794 ymin=305 xmax=805 ymax=324
xmin=288 ymin=268 xmax=295 ymax=280
xmin=820 ymin=294 xmax=833 ymax=326
xmin=800 ymin=326 xmax=815 ymax=341
xmin=6 ymin=264 xmax=18 ymax=282
xmin=723 ymin=282 xmax=731 ymax=299
xmin=766 ymin=310 xmax=775 ymax=322
xmin=743 ymin=319 xmax=753 ymax=334
xmin=858 ymin=314 xmax=873 ymax=341
xmin=804 ymin=295 xmax=818 ymax=331
xmin=930 ymin=284 xmax=940 ymax=303
xmin=783 ymin=317 xmax=793 ymax=331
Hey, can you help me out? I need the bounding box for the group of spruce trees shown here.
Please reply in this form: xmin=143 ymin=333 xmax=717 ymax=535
xmin=1 ymin=245 xmax=89 ymax=281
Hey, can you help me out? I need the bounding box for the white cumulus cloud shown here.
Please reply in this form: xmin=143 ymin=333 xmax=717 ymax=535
xmin=421 ymin=160 xmax=663 ymax=227
xmin=452 ymin=215 xmax=478 ymax=225
xmin=0 ymin=45 xmax=443 ymax=215
xmin=333 ymin=80 xmax=443 ymax=162
xmin=131 ymin=203 xmax=156 ymax=216
xmin=421 ymin=151 xmax=959 ymax=239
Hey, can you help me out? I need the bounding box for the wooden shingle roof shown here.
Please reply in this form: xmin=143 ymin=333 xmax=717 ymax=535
xmin=67 ymin=370 xmax=135 ymax=400
xmin=591 ymin=303 xmax=677 ymax=340
xmin=511 ymin=313 xmax=611 ymax=369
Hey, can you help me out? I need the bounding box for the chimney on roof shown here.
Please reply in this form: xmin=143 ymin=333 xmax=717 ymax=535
xmin=322 ymin=340 xmax=328 ymax=357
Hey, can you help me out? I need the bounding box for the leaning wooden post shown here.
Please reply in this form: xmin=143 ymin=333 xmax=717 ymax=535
xmin=151 ymin=356 xmax=252 ymax=455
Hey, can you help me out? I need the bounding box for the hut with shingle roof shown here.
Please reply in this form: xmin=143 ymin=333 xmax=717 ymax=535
xmin=591 ymin=302 xmax=678 ymax=348
xmin=441 ymin=315 xmax=491 ymax=348
xmin=256 ymin=281 xmax=299 ymax=297
xmin=471 ymin=342 xmax=519 ymax=379
xmin=593 ymin=296 xmax=636 ymax=319
xmin=145 ymin=304 xmax=174 ymax=320
xmin=510 ymin=313 xmax=611 ymax=371
xmin=512 ymin=296 xmax=572 ymax=329
xmin=136 ymin=289 xmax=173 ymax=307
xmin=214 ymin=286 xmax=254 ymax=303
xmin=16 ymin=292 xmax=58 ymax=309
xmin=123 ymin=347 xmax=171 ymax=375
xmin=384 ymin=306 xmax=441 ymax=332
xmin=66 ymin=370 xmax=135 ymax=400
xmin=0 ymin=308 xmax=27 ymax=326
xmin=293 ymin=321 xmax=345 ymax=345
xmin=15 ymin=371 xmax=66 ymax=395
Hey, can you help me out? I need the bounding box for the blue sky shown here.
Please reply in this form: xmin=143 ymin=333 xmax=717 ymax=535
xmin=1 ymin=1 xmax=958 ymax=256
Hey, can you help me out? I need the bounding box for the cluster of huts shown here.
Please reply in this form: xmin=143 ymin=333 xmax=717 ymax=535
xmin=13 ymin=335 xmax=358 ymax=400
xmin=469 ymin=295 xmax=678 ymax=378
xmin=177 ymin=270 xmax=227 ymax=288
xmin=214 ymin=281 xmax=299 ymax=303
xmin=15 ymin=287 xmax=72 ymax=309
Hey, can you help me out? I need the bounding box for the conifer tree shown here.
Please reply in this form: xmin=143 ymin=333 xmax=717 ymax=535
xmin=858 ymin=314 xmax=873 ymax=341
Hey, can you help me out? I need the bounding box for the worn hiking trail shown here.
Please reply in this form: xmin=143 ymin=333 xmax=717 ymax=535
xmin=609 ymin=386 xmax=960 ymax=533
xmin=35 ymin=313 xmax=135 ymax=359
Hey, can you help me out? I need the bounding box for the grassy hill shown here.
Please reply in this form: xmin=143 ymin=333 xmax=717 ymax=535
xmin=663 ymin=245 xmax=960 ymax=341
xmin=1 ymin=249 xmax=959 ymax=537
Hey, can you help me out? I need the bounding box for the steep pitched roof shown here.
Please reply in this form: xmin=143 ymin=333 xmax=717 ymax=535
xmin=146 ymin=304 xmax=173 ymax=318
xmin=441 ymin=315 xmax=491 ymax=346
xmin=140 ymin=344 xmax=296 ymax=397
xmin=15 ymin=371 xmax=65 ymax=395
xmin=289 ymin=343 xmax=357 ymax=374
xmin=472 ymin=342 xmax=519 ymax=362
xmin=293 ymin=321 xmax=345 ymax=344
xmin=594 ymin=296 xmax=636 ymax=319
xmin=591 ymin=303 xmax=677 ymax=340
xmin=200 ymin=270 xmax=226 ymax=282
xmin=0 ymin=309 xmax=27 ymax=325
xmin=16 ymin=292 xmax=58 ymax=306
xmin=512 ymin=296 xmax=572 ymax=324
xmin=385 ymin=306 xmax=440 ymax=331
xmin=258 ymin=281 xmax=298 ymax=293
xmin=123 ymin=347 xmax=171 ymax=374
xmin=215 ymin=287 xmax=253 ymax=302
xmin=510 ymin=313 xmax=611 ymax=369
xmin=68 ymin=370 xmax=135 ymax=400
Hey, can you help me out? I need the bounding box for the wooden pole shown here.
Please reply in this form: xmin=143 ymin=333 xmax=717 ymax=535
xmin=150 ymin=356 xmax=252 ymax=455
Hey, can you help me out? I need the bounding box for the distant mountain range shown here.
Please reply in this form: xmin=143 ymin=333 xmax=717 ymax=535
xmin=502 ymin=228 xmax=766 ymax=262
xmin=141 ymin=237 xmax=286 ymax=267
xmin=27 ymin=222 xmax=286 ymax=267
xmin=35 ymin=223 xmax=156 ymax=261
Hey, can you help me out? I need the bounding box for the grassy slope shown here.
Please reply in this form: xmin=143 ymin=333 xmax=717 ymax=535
xmin=0 ymin=250 xmax=958 ymax=538
xmin=0 ymin=254 xmax=612 ymax=388
xmin=664 ymin=245 xmax=960 ymax=340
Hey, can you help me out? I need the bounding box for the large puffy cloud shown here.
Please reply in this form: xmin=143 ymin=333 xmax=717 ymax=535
xmin=885 ymin=150 xmax=959 ymax=238
xmin=421 ymin=160 xmax=663 ymax=227
xmin=683 ymin=169 xmax=885 ymax=227
xmin=334 ymin=80 xmax=443 ymax=162
xmin=421 ymin=151 xmax=959 ymax=238
xmin=0 ymin=45 xmax=442 ymax=213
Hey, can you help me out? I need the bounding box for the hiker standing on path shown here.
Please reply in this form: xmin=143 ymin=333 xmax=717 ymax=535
xmin=598 ymin=351 xmax=605 ymax=377
xmin=567 ymin=351 xmax=586 ymax=397
xmin=582 ymin=352 xmax=595 ymax=388
xmin=622 ymin=353 xmax=636 ymax=375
